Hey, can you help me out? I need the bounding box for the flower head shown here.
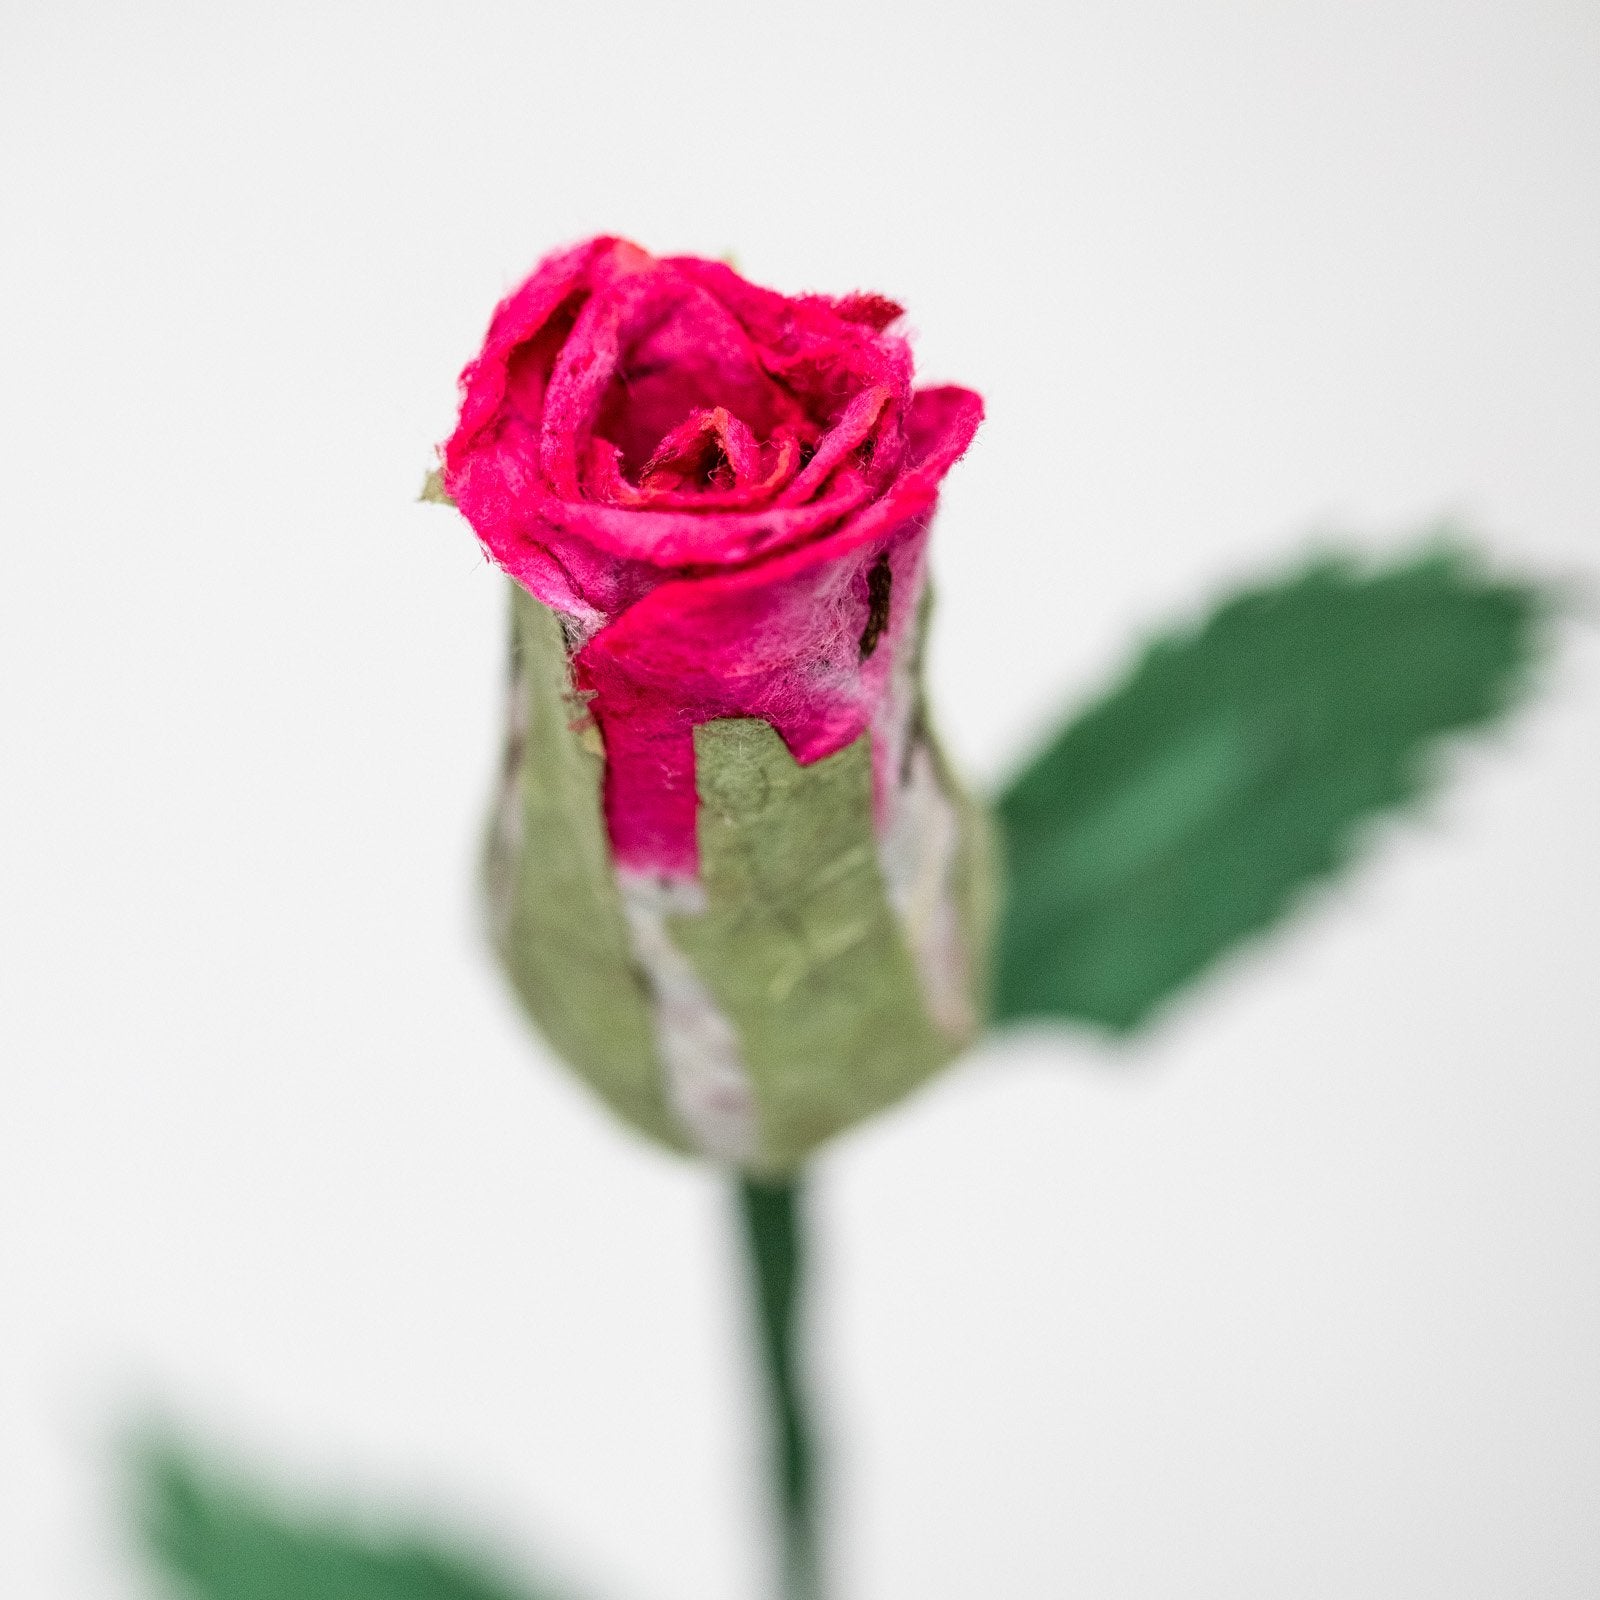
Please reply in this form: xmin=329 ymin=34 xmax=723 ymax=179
xmin=444 ymin=238 xmax=982 ymax=880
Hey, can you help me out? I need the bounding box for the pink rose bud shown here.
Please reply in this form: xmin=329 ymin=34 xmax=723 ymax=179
xmin=441 ymin=238 xmax=993 ymax=1172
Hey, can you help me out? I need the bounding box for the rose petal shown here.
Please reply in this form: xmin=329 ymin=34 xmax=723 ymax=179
xmin=441 ymin=236 xmax=986 ymax=877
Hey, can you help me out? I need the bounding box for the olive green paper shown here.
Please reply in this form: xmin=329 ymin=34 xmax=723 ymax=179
xmin=484 ymin=587 xmax=687 ymax=1152
xmin=671 ymin=719 xmax=982 ymax=1171
xmin=486 ymin=583 xmax=992 ymax=1173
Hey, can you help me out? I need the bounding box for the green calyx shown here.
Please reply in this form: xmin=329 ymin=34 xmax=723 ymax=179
xmin=484 ymin=586 xmax=688 ymax=1152
xmin=486 ymin=585 xmax=994 ymax=1173
xmin=672 ymin=718 xmax=986 ymax=1173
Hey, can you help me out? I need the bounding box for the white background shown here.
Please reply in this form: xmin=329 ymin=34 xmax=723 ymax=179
xmin=3 ymin=3 xmax=1597 ymax=1597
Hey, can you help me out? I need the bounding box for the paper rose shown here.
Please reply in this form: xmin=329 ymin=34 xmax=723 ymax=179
xmin=439 ymin=237 xmax=993 ymax=1172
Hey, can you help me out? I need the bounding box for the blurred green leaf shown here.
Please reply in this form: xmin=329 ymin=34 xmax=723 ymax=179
xmin=135 ymin=1440 xmax=557 ymax=1600
xmin=991 ymin=546 xmax=1545 ymax=1033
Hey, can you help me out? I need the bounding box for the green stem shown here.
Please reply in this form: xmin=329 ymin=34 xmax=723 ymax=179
xmin=736 ymin=1175 xmax=821 ymax=1600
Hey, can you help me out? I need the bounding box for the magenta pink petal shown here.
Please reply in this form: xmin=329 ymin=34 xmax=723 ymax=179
xmin=440 ymin=237 xmax=984 ymax=875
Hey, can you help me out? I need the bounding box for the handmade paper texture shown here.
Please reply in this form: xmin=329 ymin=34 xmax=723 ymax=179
xmin=485 ymin=586 xmax=691 ymax=1153
xmin=447 ymin=239 xmax=993 ymax=1167
xmin=486 ymin=584 xmax=993 ymax=1172
xmin=440 ymin=237 xmax=983 ymax=881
